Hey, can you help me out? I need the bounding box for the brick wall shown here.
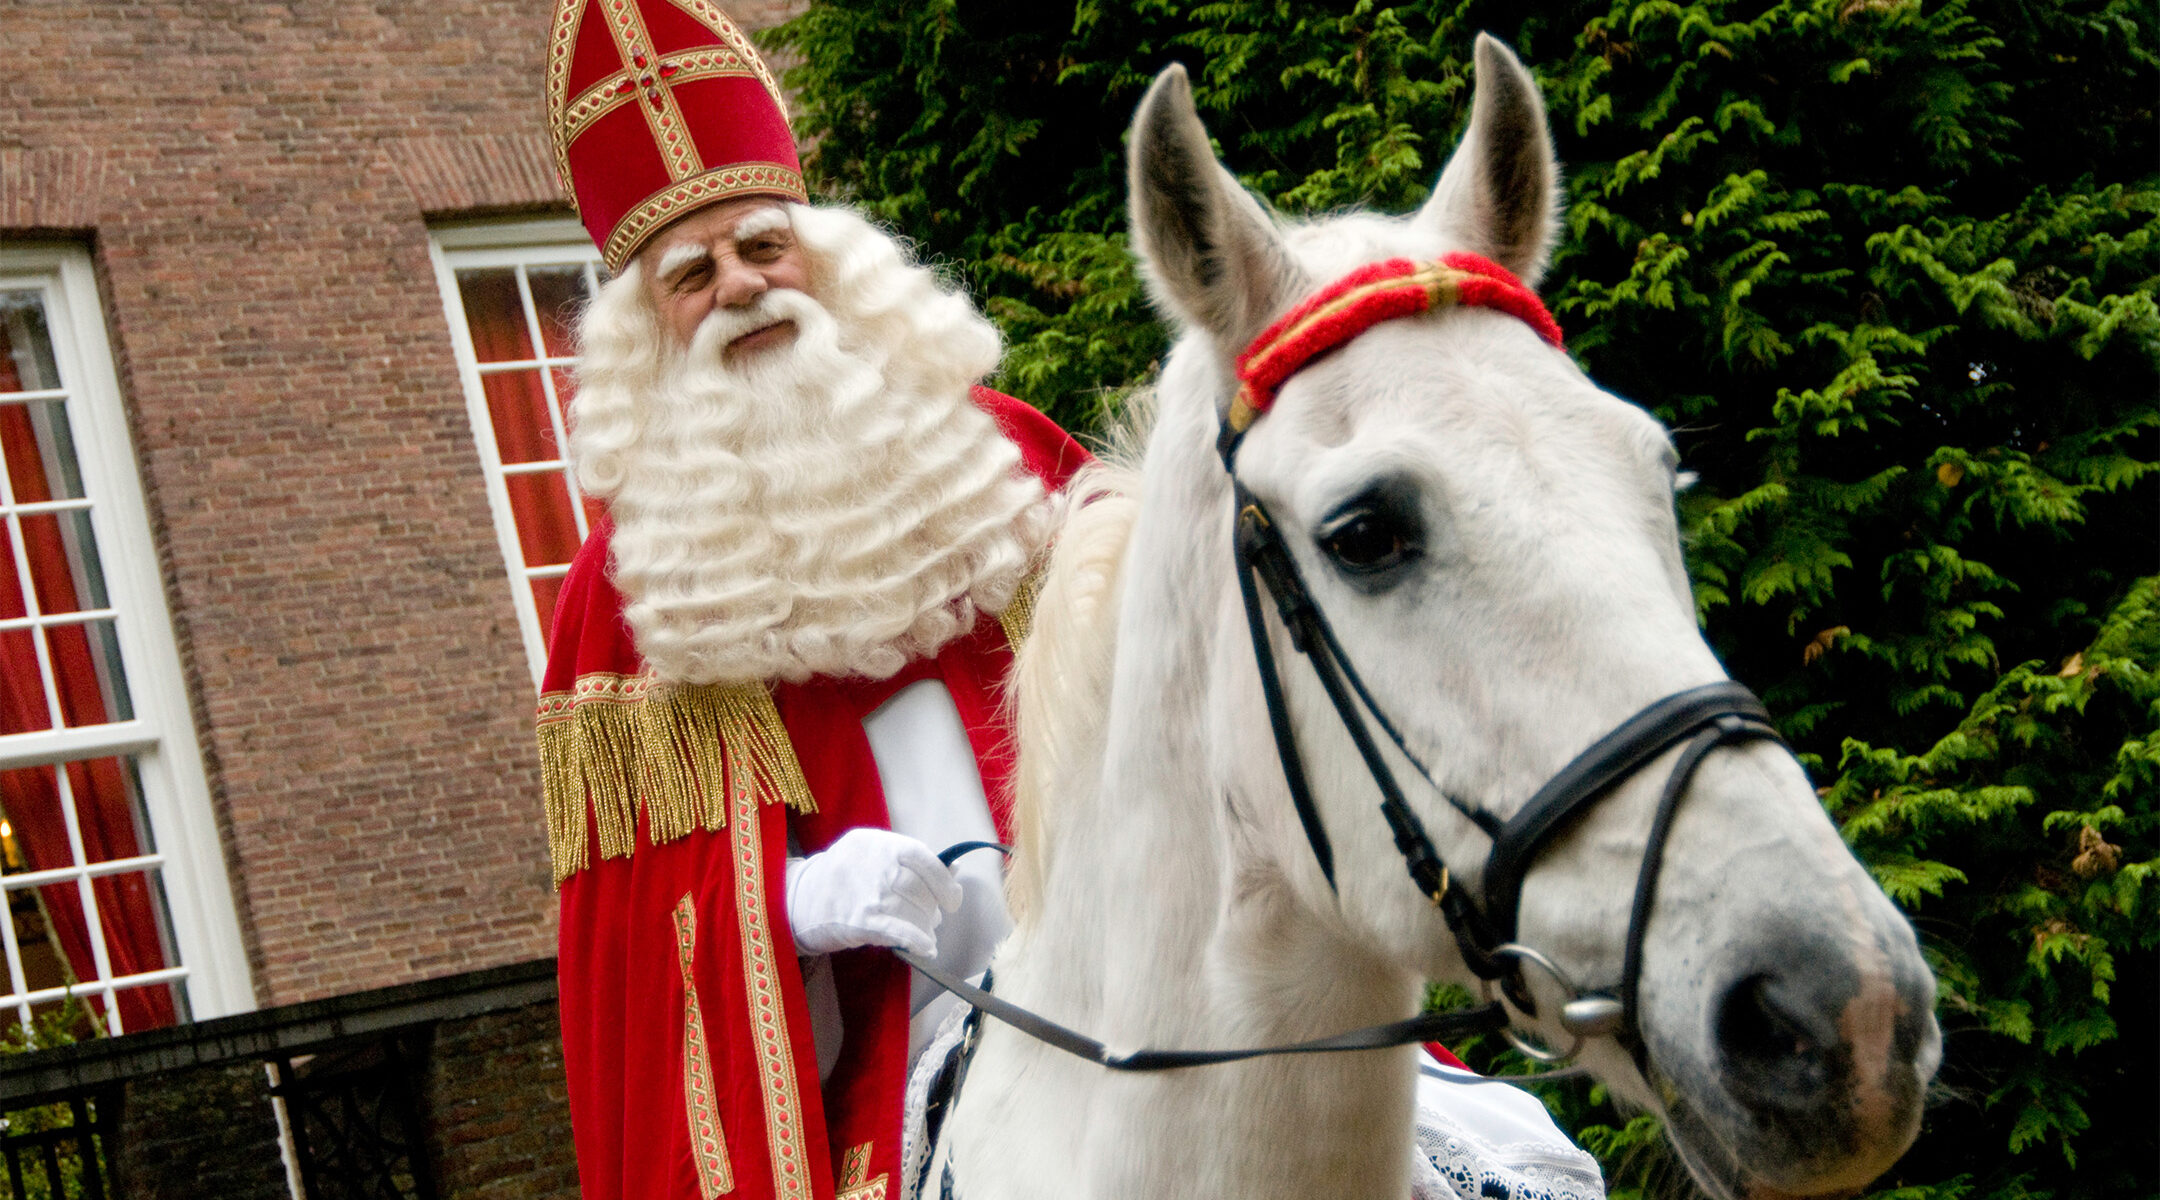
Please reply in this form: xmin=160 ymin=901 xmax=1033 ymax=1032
xmin=116 ymin=1063 xmax=291 ymax=1200
xmin=422 ymin=1000 xmax=578 ymax=1198
xmin=0 ymin=1 xmax=799 ymax=1006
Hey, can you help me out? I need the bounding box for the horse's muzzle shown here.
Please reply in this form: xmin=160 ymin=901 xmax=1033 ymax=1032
xmin=1692 ymin=921 xmax=1941 ymax=1195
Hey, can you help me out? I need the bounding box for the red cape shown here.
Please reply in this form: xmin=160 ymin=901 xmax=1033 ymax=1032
xmin=542 ymin=390 xmax=1086 ymax=1200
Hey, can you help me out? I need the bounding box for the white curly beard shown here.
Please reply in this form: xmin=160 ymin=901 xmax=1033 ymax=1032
xmin=568 ymin=205 xmax=1054 ymax=686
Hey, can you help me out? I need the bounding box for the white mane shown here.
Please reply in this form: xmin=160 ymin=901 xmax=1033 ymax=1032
xmin=1008 ymin=442 xmax=1145 ymax=925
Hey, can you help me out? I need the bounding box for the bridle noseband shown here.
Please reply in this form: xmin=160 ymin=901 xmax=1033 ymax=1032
xmin=1218 ymin=252 xmax=1785 ymax=1063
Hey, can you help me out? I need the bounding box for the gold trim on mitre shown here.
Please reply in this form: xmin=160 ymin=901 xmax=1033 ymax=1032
xmin=660 ymin=0 xmax=793 ymax=118
xmin=602 ymin=162 xmax=808 ymax=272
xmin=537 ymin=674 xmax=816 ymax=885
xmin=545 ymin=0 xmax=583 ymax=195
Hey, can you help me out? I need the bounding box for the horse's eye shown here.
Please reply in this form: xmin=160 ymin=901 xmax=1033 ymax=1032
xmin=1318 ymin=509 xmax=1414 ymax=574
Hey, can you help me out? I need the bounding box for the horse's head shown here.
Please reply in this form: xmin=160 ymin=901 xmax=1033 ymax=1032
xmin=1124 ymin=36 xmax=1939 ymax=1199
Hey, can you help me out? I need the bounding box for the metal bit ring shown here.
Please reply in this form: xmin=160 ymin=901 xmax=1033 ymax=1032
xmin=1478 ymin=943 xmax=1621 ymax=1065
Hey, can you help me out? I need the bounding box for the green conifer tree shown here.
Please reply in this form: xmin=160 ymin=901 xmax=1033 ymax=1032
xmin=773 ymin=4 xmax=2159 ymax=1196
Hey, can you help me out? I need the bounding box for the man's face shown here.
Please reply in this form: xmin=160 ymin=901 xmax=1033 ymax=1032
xmin=638 ymin=197 xmax=813 ymax=359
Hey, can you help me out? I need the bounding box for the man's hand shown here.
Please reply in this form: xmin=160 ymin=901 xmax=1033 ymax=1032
xmin=785 ymin=828 xmax=963 ymax=957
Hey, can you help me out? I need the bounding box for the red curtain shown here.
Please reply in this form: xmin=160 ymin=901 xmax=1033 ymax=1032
xmin=0 ymin=319 xmax=176 ymax=1032
xmin=458 ymin=269 xmax=590 ymax=634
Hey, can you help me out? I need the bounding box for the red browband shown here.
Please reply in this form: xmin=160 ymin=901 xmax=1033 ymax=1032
xmin=1229 ymin=252 xmax=1564 ymax=434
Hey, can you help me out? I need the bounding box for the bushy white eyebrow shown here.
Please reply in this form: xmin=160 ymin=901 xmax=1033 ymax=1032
xmin=730 ymin=206 xmax=792 ymax=241
xmin=655 ymin=242 xmax=711 ymax=280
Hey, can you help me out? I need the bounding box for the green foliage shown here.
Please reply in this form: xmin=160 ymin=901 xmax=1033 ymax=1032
xmin=0 ymin=997 xmax=109 ymax=1198
xmin=777 ymin=2 xmax=2159 ymax=1196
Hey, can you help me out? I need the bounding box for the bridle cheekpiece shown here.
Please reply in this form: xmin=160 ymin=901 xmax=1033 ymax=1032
xmin=1216 ymin=250 xmax=1784 ymax=1068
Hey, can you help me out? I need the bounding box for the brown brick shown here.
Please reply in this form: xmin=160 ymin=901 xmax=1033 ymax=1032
xmin=0 ymin=147 xmax=105 ymax=230
xmin=0 ymin=0 xmax=616 ymax=1006
xmin=384 ymin=134 xmax=566 ymax=218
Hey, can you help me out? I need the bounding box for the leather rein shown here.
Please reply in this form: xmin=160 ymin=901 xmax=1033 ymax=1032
xmin=905 ymin=252 xmax=1785 ymax=1081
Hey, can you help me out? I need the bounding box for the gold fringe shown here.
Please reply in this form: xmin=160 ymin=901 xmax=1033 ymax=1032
xmin=538 ymin=565 xmax=1041 ymax=886
xmin=999 ymin=565 xmax=1043 ymax=652
xmin=536 ymin=674 xmax=818 ymax=886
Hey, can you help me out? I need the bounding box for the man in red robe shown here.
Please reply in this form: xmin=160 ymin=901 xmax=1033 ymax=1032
xmin=539 ymin=6 xmax=1086 ymax=1198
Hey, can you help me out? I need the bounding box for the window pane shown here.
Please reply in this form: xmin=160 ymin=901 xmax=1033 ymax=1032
xmin=0 ymin=624 xmax=53 ymax=734
xmin=66 ymin=755 xmax=155 ymax=865
xmin=0 ymin=294 xmax=61 ymax=394
xmin=8 ymin=878 xmax=78 ymax=1001
xmin=482 ymin=369 xmax=560 ymax=466
xmin=20 ymin=511 xmax=109 ymax=615
xmin=455 ymin=268 xmax=534 ymax=363
xmin=530 ymin=265 xmax=589 ymax=359
xmin=108 ymin=971 xmax=187 ymax=1029
xmin=3 ymin=399 xmax=89 ymax=506
xmin=0 ymin=755 xmax=177 ymax=1033
xmin=503 ymin=472 xmax=580 ymax=568
xmin=48 ymin=618 xmax=132 ymax=729
xmin=0 ymin=755 xmax=152 ymax=871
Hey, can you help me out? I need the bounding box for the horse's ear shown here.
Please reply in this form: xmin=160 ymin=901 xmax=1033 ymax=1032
xmin=1128 ymin=64 xmax=1301 ymax=353
xmin=1418 ymin=35 xmax=1561 ymax=287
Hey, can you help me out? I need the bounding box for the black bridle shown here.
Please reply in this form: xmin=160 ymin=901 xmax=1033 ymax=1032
xmin=1222 ymin=454 xmax=1782 ymax=1062
xmin=1203 ymin=253 xmax=1786 ymax=1063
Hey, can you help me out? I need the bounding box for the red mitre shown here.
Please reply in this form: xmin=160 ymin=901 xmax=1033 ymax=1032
xmin=546 ymin=0 xmax=808 ymax=272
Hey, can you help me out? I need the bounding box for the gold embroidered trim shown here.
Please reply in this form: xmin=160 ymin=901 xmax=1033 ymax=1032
xmin=559 ymin=76 xmax=629 ymax=148
xmin=674 ymin=895 xmax=735 ymax=1198
xmin=545 ymin=0 xmax=585 ymax=193
xmin=669 ymin=46 xmax=776 ymax=95
xmin=537 ymin=674 xmax=816 ymax=885
xmin=598 ymin=0 xmax=700 ymax=185
xmin=730 ymin=743 xmax=811 ymax=1200
xmin=558 ymin=48 xmax=769 ymax=152
xmin=998 ymin=564 xmax=1044 ymax=652
xmin=836 ymin=1141 xmax=888 ymax=1200
xmin=602 ymin=163 xmax=807 ymax=271
xmin=662 ymin=0 xmax=792 ymax=119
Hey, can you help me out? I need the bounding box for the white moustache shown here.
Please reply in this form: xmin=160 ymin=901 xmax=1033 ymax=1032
xmin=682 ymin=289 xmax=828 ymax=373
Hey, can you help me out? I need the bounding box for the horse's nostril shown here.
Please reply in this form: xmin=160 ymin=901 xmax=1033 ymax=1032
xmin=1715 ymin=973 xmax=1842 ymax=1110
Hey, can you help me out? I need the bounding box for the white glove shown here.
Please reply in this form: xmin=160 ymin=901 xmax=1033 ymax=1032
xmin=785 ymin=828 xmax=963 ymax=958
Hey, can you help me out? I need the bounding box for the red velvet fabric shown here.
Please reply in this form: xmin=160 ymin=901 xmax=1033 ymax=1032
xmin=550 ymin=389 xmax=1085 ymax=1200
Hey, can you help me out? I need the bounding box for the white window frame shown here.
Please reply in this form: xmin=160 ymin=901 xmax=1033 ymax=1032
xmin=0 ymin=244 xmax=254 ymax=1028
xmin=428 ymin=218 xmax=604 ymax=688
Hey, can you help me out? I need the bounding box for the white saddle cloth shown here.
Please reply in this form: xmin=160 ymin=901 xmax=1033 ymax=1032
xmin=1407 ymin=1054 xmax=1606 ymax=1200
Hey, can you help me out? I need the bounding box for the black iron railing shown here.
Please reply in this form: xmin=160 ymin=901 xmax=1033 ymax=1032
xmin=271 ymin=1035 xmax=436 ymax=1200
xmin=0 ymin=1087 xmax=114 ymax=1200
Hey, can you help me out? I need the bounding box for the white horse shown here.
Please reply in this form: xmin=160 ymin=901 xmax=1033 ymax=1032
xmin=939 ymin=36 xmax=1940 ymax=1200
